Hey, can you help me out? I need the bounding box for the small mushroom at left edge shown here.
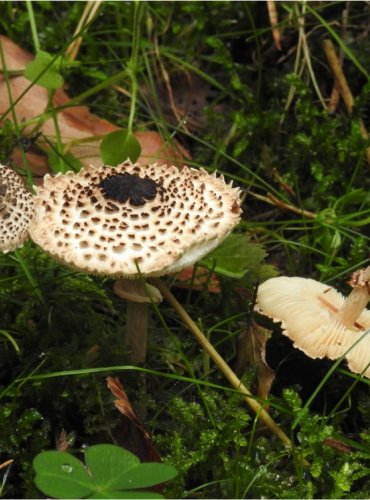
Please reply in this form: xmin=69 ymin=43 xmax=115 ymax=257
xmin=0 ymin=164 xmax=34 ymax=252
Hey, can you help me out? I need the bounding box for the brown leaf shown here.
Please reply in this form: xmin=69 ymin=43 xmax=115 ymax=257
xmin=174 ymin=265 xmax=221 ymax=293
xmin=0 ymin=35 xmax=33 ymax=69
xmin=106 ymin=376 xmax=161 ymax=463
xmin=0 ymin=35 xmax=190 ymax=178
xmin=143 ymin=72 xmax=224 ymax=132
xmin=56 ymin=429 xmax=75 ymax=451
xmin=235 ymin=321 xmax=275 ymax=403
xmin=323 ymin=437 xmax=354 ymax=454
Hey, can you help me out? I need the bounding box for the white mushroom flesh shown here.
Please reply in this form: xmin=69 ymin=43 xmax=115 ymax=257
xmin=0 ymin=164 xmax=34 ymax=252
xmin=29 ymin=161 xmax=241 ymax=277
xmin=337 ymin=266 xmax=370 ymax=328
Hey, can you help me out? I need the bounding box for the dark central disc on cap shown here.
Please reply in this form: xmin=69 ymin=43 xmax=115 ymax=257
xmin=99 ymin=172 xmax=158 ymax=206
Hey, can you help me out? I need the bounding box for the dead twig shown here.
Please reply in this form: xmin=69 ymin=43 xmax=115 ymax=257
xmin=267 ymin=0 xmax=282 ymax=51
xmin=153 ymin=278 xmax=309 ymax=467
xmin=65 ymin=1 xmax=103 ymax=61
xmin=0 ymin=460 xmax=13 ymax=471
xmin=323 ymin=38 xmax=370 ymax=168
xmin=153 ymin=35 xmax=190 ymax=134
xmin=249 ymin=191 xmax=317 ymax=219
xmin=328 ymin=6 xmax=349 ymax=113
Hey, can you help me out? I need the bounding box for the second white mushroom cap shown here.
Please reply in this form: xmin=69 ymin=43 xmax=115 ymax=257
xmin=256 ymin=273 xmax=370 ymax=378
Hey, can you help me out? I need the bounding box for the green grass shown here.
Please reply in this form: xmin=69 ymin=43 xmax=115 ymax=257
xmin=1 ymin=1 xmax=370 ymax=498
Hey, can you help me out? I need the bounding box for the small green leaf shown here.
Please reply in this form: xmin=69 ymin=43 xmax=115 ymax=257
xmin=47 ymin=148 xmax=83 ymax=173
xmin=100 ymin=129 xmax=141 ymax=166
xmin=24 ymin=50 xmax=64 ymax=89
xmin=33 ymin=451 xmax=95 ymax=499
xmin=113 ymin=463 xmax=178 ymax=489
xmin=89 ymin=491 xmax=163 ymax=499
xmin=201 ymin=234 xmax=267 ymax=279
xmin=85 ymin=444 xmax=140 ymax=490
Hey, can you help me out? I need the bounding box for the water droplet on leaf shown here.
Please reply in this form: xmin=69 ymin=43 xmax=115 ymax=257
xmin=61 ymin=464 xmax=73 ymax=474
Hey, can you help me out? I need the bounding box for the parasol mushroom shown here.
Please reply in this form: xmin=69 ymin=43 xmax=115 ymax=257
xmin=255 ymin=266 xmax=370 ymax=378
xmin=0 ymin=164 xmax=34 ymax=252
xmin=29 ymin=160 xmax=241 ymax=363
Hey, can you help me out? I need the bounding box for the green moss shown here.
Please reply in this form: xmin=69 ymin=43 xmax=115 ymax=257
xmin=1 ymin=1 xmax=370 ymax=498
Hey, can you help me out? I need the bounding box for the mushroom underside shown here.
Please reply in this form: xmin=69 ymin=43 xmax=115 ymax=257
xmin=256 ymin=276 xmax=370 ymax=377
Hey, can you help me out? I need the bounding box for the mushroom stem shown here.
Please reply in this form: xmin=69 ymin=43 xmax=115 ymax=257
xmin=126 ymin=299 xmax=149 ymax=364
xmin=153 ymin=278 xmax=305 ymax=461
xmin=116 ymin=278 xmax=149 ymax=364
xmin=337 ymin=266 xmax=370 ymax=329
xmin=114 ymin=278 xmax=162 ymax=363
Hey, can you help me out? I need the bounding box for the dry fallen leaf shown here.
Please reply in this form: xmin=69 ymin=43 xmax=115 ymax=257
xmin=0 ymin=35 xmax=190 ymax=178
xmin=106 ymin=376 xmax=161 ymax=463
xmin=56 ymin=429 xmax=75 ymax=452
xmin=323 ymin=437 xmax=353 ymax=454
xmin=174 ymin=265 xmax=221 ymax=293
xmin=235 ymin=321 xmax=275 ymax=403
xmin=143 ymin=72 xmax=224 ymax=132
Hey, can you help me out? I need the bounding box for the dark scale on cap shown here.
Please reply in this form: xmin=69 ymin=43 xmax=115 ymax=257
xmin=99 ymin=172 xmax=158 ymax=206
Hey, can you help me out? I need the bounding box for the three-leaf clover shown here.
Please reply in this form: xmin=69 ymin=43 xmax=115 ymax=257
xmin=33 ymin=444 xmax=177 ymax=499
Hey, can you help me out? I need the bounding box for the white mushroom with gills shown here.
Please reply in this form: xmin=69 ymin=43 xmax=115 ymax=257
xmin=29 ymin=160 xmax=242 ymax=362
xmin=0 ymin=164 xmax=34 ymax=252
xmin=255 ymin=266 xmax=370 ymax=378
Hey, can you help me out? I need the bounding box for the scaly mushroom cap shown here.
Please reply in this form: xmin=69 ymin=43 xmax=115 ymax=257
xmin=29 ymin=161 xmax=241 ymax=277
xmin=255 ymin=276 xmax=370 ymax=376
xmin=0 ymin=164 xmax=34 ymax=252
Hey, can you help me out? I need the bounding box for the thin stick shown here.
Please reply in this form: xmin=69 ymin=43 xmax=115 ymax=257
xmin=298 ymin=3 xmax=327 ymax=110
xmin=249 ymin=191 xmax=317 ymax=219
xmin=267 ymin=0 xmax=282 ymax=51
xmin=65 ymin=1 xmax=103 ymax=61
xmin=323 ymin=39 xmax=370 ymax=167
xmin=328 ymin=7 xmax=348 ymax=113
xmin=153 ymin=278 xmax=299 ymax=454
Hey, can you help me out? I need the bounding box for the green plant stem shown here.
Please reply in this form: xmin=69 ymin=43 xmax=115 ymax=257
xmin=13 ymin=250 xmax=44 ymax=304
xmin=153 ymin=278 xmax=303 ymax=459
xmin=26 ymin=0 xmax=40 ymax=52
xmin=48 ymin=89 xmax=66 ymax=173
xmin=127 ymin=1 xmax=143 ymax=134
